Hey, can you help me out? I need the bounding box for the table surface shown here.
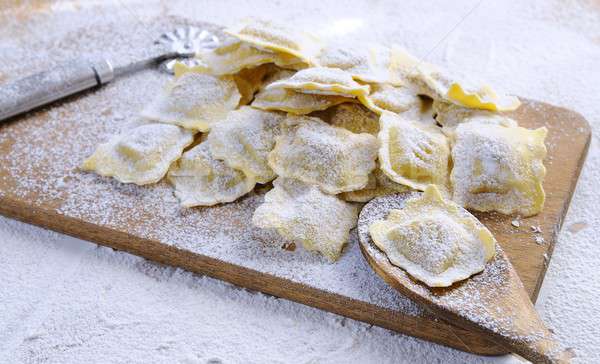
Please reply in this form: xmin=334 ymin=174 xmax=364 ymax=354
xmin=1 ymin=1 xmax=599 ymax=363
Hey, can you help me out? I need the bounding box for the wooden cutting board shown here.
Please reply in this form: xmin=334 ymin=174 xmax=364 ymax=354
xmin=0 ymin=9 xmax=591 ymax=356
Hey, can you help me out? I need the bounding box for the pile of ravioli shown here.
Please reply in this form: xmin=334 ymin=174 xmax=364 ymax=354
xmin=83 ymin=19 xmax=547 ymax=267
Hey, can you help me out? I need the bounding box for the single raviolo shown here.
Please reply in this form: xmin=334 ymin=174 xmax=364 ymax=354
xmin=225 ymin=18 xmax=320 ymax=65
xmin=141 ymin=64 xmax=240 ymax=131
xmin=252 ymin=68 xmax=349 ymax=114
xmin=432 ymin=100 xmax=497 ymax=130
xmin=378 ymin=111 xmax=450 ymax=192
xmin=167 ymin=141 xmax=256 ymax=207
xmin=252 ymin=177 xmax=358 ymax=261
xmin=369 ymin=185 xmax=496 ymax=287
xmin=208 ymin=106 xmax=285 ymax=183
xmin=82 ymin=123 xmax=194 ymax=185
xmin=252 ymin=87 xmax=349 ymax=114
xmin=410 ymin=64 xmax=520 ymax=112
xmin=447 ymin=83 xmax=521 ymax=112
xmin=268 ymin=115 xmax=378 ymax=194
xmin=340 ymin=167 xmax=409 ymax=203
xmin=197 ymin=39 xmax=304 ymax=76
xmin=450 ymin=116 xmax=547 ymax=216
xmin=317 ymin=42 xmax=408 ymax=85
xmin=408 ymin=63 xmax=452 ymax=100
xmin=329 ymin=103 xmax=379 ymax=135
xmin=387 ymin=47 xmax=422 ymax=83
xmin=265 ymin=67 xmax=370 ymax=99
xmin=366 ymin=83 xmax=421 ymax=115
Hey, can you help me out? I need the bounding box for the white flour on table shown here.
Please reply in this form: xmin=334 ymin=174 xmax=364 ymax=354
xmin=1 ymin=0 xmax=600 ymax=363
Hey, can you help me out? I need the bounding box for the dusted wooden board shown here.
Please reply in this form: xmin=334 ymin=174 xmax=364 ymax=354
xmin=0 ymin=11 xmax=591 ymax=357
xmin=0 ymin=93 xmax=590 ymax=357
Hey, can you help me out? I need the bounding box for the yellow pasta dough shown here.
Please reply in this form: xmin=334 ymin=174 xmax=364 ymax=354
xmin=339 ymin=167 xmax=409 ymax=203
xmin=432 ymin=100 xmax=496 ymax=130
xmin=208 ymin=106 xmax=285 ymax=183
xmin=141 ymin=65 xmax=240 ymax=131
xmin=410 ymin=64 xmax=520 ymax=111
xmin=387 ymin=46 xmax=421 ymax=82
xmin=252 ymin=177 xmax=358 ymax=261
xmin=408 ymin=63 xmax=451 ymax=100
xmin=233 ymin=64 xmax=272 ymax=105
xmin=450 ymin=116 xmax=547 ymax=216
xmin=252 ymin=87 xmax=349 ymax=114
xmin=365 ymin=83 xmax=421 ymax=115
xmin=268 ymin=115 xmax=379 ymax=194
xmin=225 ymin=18 xmax=320 ymax=65
xmin=447 ymin=83 xmax=521 ymax=112
xmin=167 ymin=141 xmax=256 ymax=207
xmin=369 ymin=185 xmax=496 ymax=287
xmin=378 ymin=111 xmax=450 ymax=193
xmin=317 ymin=43 xmax=407 ymax=85
xmin=82 ymin=123 xmax=194 ymax=185
xmin=197 ymin=38 xmax=304 ymax=76
xmin=329 ymin=103 xmax=379 ymax=135
xmin=251 ymin=68 xmax=350 ymax=114
xmin=265 ymin=67 xmax=370 ymax=99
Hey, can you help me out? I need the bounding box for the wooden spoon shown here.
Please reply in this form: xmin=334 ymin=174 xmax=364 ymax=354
xmin=357 ymin=192 xmax=573 ymax=363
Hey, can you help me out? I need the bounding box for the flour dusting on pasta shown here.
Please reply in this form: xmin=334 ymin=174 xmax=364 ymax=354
xmin=22 ymin=17 xmax=548 ymax=274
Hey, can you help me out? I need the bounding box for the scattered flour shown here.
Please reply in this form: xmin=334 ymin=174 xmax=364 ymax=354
xmin=1 ymin=0 xmax=600 ymax=363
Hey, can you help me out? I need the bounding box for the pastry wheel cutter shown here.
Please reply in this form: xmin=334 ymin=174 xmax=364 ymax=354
xmin=0 ymin=26 xmax=219 ymax=122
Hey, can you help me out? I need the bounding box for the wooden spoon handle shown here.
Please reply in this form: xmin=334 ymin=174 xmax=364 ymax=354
xmin=502 ymin=335 xmax=574 ymax=364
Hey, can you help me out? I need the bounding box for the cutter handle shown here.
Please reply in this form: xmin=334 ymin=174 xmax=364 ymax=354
xmin=0 ymin=59 xmax=114 ymax=122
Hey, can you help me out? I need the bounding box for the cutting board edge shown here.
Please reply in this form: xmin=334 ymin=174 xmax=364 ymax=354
xmin=527 ymin=103 xmax=592 ymax=300
xmin=0 ymin=99 xmax=592 ymax=356
xmin=0 ymin=194 xmax=509 ymax=356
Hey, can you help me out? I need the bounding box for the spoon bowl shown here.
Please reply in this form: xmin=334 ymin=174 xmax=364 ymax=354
xmin=357 ymin=192 xmax=572 ymax=363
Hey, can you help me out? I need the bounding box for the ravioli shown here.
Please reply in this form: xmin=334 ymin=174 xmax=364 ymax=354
xmin=408 ymin=63 xmax=451 ymax=100
xmin=432 ymin=100 xmax=495 ymax=130
xmin=317 ymin=43 xmax=407 ymax=85
xmin=265 ymin=67 xmax=371 ymax=99
xmin=167 ymin=141 xmax=256 ymax=207
xmin=225 ymin=18 xmax=320 ymax=65
xmin=329 ymin=103 xmax=379 ymax=135
xmin=378 ymin=111 xmax=450 ymax=192
xmin=340 ymin=167 xmax=409 ymax=203
xmin=387 ymin=46 xmax=421 ymax=83
xmin=208 ymin=106 xmax=285 ymax=183
xmin=252 ymin=86 xmax=350 ymax=114
xmin=447 ymin=83 xmax=521 ymax=112
xmin=366 ymin=83 xmax=421 ymax=115
xmin=141 ymin=65 xmax=241 ymax=131
xmin=252 ymin=177 xmax=358 ymax=261
xmin=268 ymin=115 xmax=379 ymax=194
xmin=82 ymin=123 xmax=194 ymax=185
xmin=450 ymin=116 xmax=547 ymax=216
xmin=410 ymin=64 xmax=520 ymax=111
xmin=197 ymin=39 xmax=304 ymax=76
xmin=369 ymin=185 xmax=496 ymax=287
xmin=251 ymin=68 xmax=350 ymax=114
xmin=254 ymin=68 xmax=295 ymax=91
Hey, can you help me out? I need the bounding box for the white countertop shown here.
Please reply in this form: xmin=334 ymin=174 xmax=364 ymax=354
xmin=1 ymin=1 xmax=599 ymax=363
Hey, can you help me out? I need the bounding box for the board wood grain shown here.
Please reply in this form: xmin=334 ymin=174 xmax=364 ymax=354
xmin=0 ymin=93 xmax=590 ymax=355
xmin=0 ymin=5 xmax=591 ymax=355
